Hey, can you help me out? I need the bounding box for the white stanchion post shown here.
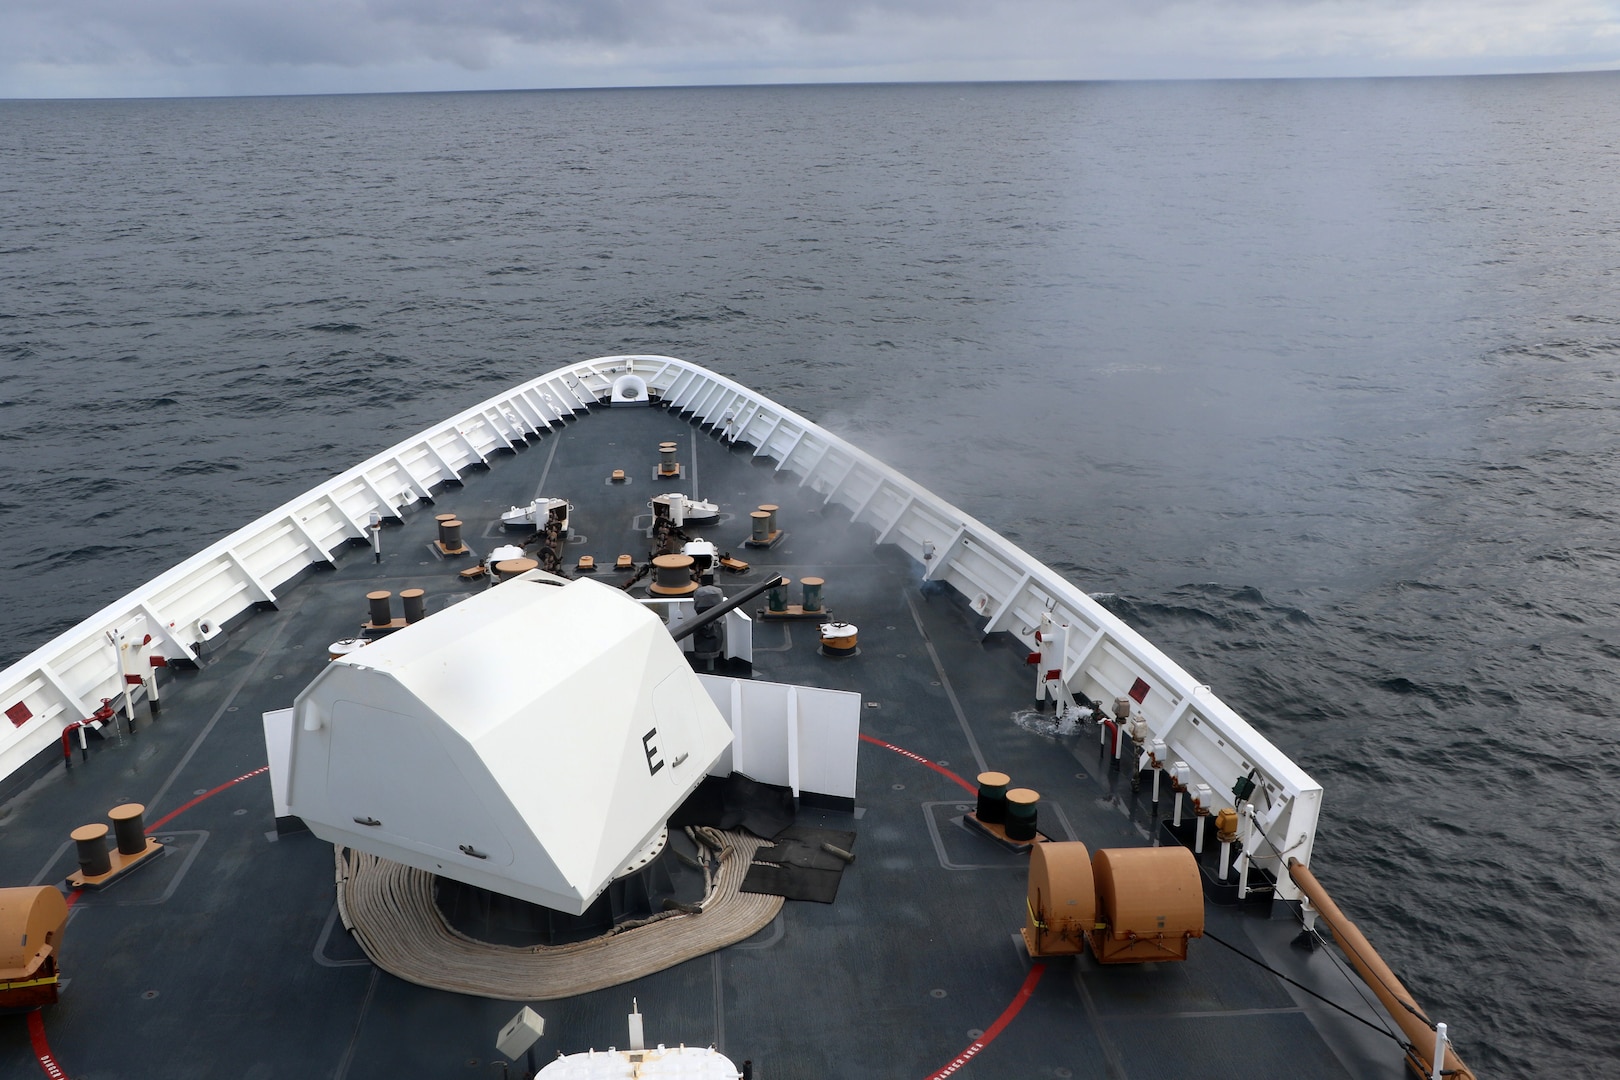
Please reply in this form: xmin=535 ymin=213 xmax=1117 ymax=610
xmin=111 ymin=630 xmax=136 ymax=734
xmin=1431 ymin=1023 xmax=1447 ymax=1080
xmin=1193 ymin=784 xmax=1212 ymax=854
xmin=1237 ymin=803 xmax=1253 ymax=899
xmin=1151 ymin=739 xmax=1166 ymax=802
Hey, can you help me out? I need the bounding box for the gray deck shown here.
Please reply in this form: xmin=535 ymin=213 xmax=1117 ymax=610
xmin=1 ymin=402 xmax=1411 ymax=1079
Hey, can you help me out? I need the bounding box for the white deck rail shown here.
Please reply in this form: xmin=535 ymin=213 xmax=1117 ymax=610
xmin=0 ymin=355 xmax=1319 ymax=898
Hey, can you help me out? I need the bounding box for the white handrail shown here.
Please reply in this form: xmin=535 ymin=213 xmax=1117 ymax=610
xmin=0 ymin=355 xmax=1321 ymax=900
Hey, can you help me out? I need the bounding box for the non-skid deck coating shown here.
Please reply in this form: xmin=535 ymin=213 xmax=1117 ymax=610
xmin=1 ymin=403 xmax=1408 ymax=1079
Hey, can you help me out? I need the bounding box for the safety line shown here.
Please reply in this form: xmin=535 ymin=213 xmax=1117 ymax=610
xmin=922 ymin=963 xmax=1045 ymax=1079
xmin=26 ymin=1009 xmax=69 ymax=1080
xmin=1202 ymin=930 xmax=1402 ymax=1043
xmin=859 ymin=733 xmax=976 ymax=793
xmin=145 ymin=764 xmax=269 ymax=833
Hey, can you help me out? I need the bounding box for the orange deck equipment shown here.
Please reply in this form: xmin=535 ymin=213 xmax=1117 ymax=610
xmin=1022 ymin=841 xmax=1096 ymax=957
xmin=0 ymin=885 xmax=69 ymax=1008
xmin=1088 ymin=846 xmax=1204 ymax=964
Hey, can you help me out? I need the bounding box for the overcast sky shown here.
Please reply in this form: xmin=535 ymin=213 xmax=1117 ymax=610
xmin=3 ymin=0 xmax=1617 ymax=98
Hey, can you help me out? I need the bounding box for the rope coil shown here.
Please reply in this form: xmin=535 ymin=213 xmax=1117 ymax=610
xmin=332 ymin=831 xmax=782 ymax=1001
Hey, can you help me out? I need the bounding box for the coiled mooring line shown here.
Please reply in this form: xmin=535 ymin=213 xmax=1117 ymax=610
xmin=331 ymin=830 xmax=781 ymax=1001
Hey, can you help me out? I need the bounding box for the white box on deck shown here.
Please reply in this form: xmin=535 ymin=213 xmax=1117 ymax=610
xmin=283 ymin=575 xmax=732 ymax=915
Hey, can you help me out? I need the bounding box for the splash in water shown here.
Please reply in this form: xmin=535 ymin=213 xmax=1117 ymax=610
xmin=1012 ymin=708 xmax=1079 ymax=739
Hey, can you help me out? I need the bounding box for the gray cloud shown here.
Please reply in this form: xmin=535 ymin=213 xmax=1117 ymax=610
xmin=1 ymin=0 xmax=1616 ymax=97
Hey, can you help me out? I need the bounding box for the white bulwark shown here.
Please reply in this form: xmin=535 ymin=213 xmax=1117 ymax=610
xmin=282 ymin=574 xmax=732 ymax=915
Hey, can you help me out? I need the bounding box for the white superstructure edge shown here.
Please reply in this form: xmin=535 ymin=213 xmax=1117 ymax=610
xmin=0 ymin=355 xmax=1319 ymax=898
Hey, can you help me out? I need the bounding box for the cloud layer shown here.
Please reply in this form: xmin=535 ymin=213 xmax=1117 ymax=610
xmin=2 ymin=0 xmax=1617 ymax=98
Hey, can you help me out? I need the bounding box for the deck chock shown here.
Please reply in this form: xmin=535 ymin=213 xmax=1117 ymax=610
xmin=66 ymin=804 xmax=164 ymax=891
xmin=718 ymin=554 xmax=750 ymax=574
xmin=615 ymin=554 xmax=635 ymax=571
xmin=576 ymin=555 xmax=597 ymax=573
xmin=610 ymin=469 xmax=627 ymax=483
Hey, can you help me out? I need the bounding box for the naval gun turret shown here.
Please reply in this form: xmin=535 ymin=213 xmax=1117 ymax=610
xmin=281 ymin=573 xmax=733 ymax=916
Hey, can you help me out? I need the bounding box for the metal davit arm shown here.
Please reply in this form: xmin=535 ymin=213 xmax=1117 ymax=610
xmin=1287 ymin=858 xmax=1476 ymax=1080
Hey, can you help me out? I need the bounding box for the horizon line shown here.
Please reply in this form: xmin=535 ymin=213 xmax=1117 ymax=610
xmin=5 ymin=66 xmax=1619 ymax=104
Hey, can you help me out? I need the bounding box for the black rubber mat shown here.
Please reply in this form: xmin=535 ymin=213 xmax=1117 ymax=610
xmin=669 ymin=772 xmax=797 ymax=839
xmin=742 ymin=826 xmax=857 ymax=903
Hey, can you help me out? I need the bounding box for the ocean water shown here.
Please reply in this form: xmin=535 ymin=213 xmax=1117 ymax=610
xmin=4 ymin=75 xmax=1620 ymax=1077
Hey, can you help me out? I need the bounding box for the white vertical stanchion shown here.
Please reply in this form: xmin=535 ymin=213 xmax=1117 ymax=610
xmin=1237 ymin=802 xmax=1254 ymax=900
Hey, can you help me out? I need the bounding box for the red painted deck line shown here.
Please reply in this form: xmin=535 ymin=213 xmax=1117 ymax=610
xmin=859 ymin=733 xmax=977 ymax=793
xmin=146 ymin=764 xmax=269 ymax=833
xmin=923 ymin=962 xmax=1046 ymax=1079
xmin=27 ymin=1009 xmax=69 ymax=1080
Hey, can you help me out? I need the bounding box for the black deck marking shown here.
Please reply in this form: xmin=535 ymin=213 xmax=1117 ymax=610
xmin=904 ymin=590 xmax=990 ymax=775
xmin=688 ymin=430 xmax=700 ymax=502
xmin=1073 ymin=963 xmax=1130 ymax=1079
xmin=711 ymin=951 xmax=726 ymax=1053
xmin=332 ymin=966 xmax=381 ymax=1080
xmin=314 ymin=903 xmax=372 ymax=968
xmin=533 ymin=426 xmax=565 ymax=500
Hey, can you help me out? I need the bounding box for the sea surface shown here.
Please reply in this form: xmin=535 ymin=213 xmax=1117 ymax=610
xmin=4 ymin=76 xmax=1620 ymax=1077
